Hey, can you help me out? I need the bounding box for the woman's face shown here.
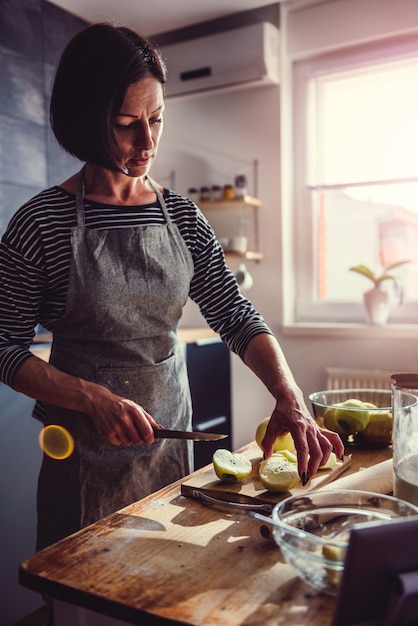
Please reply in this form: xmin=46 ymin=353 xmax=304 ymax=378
xmin=112 ymin=76 xmax=165 ymax=177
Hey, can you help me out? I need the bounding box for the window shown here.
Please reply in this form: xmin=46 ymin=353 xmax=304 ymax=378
xmin=292 ymin=35 xmax=418 ymax=324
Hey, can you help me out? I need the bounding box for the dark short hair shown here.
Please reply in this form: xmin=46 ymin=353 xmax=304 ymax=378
xmin=50 ymin=23 xmax=167 ymax=170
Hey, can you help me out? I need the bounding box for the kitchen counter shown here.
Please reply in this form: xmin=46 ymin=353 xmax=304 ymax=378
xmin=19 ymin=444 xmax=393 ymax=626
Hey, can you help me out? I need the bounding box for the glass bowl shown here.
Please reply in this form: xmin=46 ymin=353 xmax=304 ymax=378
xmin=271 ymin=489 xmax=418 ymax=596
xmin=309 ymin=388 xmax=392 ymax=447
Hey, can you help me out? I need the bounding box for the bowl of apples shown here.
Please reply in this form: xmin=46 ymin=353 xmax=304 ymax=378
xmin=309 ymin=389 xmax=392 ymax=448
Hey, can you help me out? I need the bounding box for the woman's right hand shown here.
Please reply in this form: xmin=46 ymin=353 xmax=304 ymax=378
xmin=88 ymin=394 xmax=161 ymax=446
xmin=13 ymin=355 xmax=160 ymax=447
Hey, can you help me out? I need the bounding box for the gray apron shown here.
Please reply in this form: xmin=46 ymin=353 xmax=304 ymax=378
xmin=36 ymin=166 xmax=194 ymax=550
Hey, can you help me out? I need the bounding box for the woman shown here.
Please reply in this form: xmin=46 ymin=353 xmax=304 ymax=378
xmin=0 ymin=23 xmax=343 ymax=550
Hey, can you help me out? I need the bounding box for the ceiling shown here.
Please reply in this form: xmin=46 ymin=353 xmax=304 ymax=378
xmin=48 ymin=0 xmax=277 ymax=37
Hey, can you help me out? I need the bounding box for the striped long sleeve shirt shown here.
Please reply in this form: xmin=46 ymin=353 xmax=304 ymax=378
xmin=0 ymin=185 xmax=271 ymax=390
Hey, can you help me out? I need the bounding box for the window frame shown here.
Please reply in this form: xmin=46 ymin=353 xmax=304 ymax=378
xmin=285 ymin=33 xmax=418 ymax=327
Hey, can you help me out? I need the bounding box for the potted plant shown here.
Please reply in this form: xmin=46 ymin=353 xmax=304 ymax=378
xmin=349 ymin=260 xmax=410 ymax=325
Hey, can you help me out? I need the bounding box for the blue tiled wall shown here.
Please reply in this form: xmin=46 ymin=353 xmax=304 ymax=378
xmin=0 ymin=3 xmax=87 ymax=622
xmin=0 ymin=0 xmax=87 ymax=237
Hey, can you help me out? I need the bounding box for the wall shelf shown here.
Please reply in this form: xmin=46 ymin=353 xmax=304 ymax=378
xmin=199 ymin=195 xmax=262 ymax=210
xmin=225 ymin=250 xmax=264 ymax=261
xmin=200 ymin=193 xmax=263 ymax=262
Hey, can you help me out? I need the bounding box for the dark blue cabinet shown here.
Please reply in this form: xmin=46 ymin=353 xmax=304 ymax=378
xmin=187 ymin=339 xmax=232 ymax=469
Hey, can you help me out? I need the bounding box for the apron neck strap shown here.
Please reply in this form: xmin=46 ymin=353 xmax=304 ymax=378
xmin=76 ymin=167 xmax=170 ymax=226
xmin=146 ymin=177 xmax=171 ymax=224
xmin=76 ymin=164 xmax=87 ymax=228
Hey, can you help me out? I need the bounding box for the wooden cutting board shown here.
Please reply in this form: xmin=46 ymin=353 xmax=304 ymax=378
xmin=181 ymin=441 xmax=348 ymax=512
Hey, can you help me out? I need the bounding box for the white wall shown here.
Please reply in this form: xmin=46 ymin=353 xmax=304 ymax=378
xmin=286 ymin=0 xmax=418 ymax=59
xmin=153 ymin=84 xmax=282 ymax=448
xmin=153 ymin=0 xmax=418 ymax=451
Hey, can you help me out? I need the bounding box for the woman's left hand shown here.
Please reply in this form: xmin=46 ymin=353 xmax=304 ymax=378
xmin=261 ymin=395 xmax=345 ymax=483
xmin=242 ymin=332 xmax=344 ymax=483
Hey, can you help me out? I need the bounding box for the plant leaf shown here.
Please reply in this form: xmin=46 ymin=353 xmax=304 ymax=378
xmin=375 ymin=274 xmax=396 ymax=285
xmin=349 ymin=261 xmax=409 ymax=303
xmin=385 ymin=260 xmax=410 ymax=271
xmin=349 ymin=265 xmax=377 ymax=281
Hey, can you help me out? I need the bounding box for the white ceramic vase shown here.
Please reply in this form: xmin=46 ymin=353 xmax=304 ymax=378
xmin=363 ymin=286 xmax=390 ymax=326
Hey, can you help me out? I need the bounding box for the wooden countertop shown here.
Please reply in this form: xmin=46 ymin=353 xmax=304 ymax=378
xmin=178 ymin=326 xmax=219 ymax=344
xmin=19 ymin=444 xmax=392 ymax=626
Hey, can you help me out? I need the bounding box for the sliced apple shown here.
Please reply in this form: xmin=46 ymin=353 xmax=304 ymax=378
xmin=322 ymin=538 xmax=347 ymax=585
xmin=319 ymin=451 xmax=337 ymax=470
xmin=212 ymin=449 xmax=252 ymax=483
xmin=272 ymin=449 xmax=298 ymax=463
xmin=273 ymin=449 xmax=336 ymax=470
xmin=259 ymin=456 xmax=300 ymax=492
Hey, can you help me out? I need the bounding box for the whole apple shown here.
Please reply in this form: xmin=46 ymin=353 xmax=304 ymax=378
xmin=323 ymin=399 xmax=369 ymax=436
xmin=354 ymin=410 xmax=392 ymax=447
xmin=255 ymin=417 xmax=296 ymax=453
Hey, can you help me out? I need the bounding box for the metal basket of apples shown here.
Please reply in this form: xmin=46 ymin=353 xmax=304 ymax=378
xmin=309 ymin=389 xmax=392 ymax=448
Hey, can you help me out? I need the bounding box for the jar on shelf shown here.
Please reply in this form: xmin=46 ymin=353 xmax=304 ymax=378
xmin=188 ymin=188 xmax=199 ymax=203
xmin=200 ymin=186 xmax=210 ymax=202
xmin=211 ymin=185 xmax=222 ymax=201
xmin=234 ymin=174 xmax=247 ymax=199
xmin=223 ymin=184 xmax=235 ymax=201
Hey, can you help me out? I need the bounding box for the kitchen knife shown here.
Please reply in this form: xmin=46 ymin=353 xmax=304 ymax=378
xmin=153 ymin=428 xmax=228 ymax=441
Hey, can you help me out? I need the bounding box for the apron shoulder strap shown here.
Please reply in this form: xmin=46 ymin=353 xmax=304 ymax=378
xmin=76 ymin=165 xmax=87 ymax=228
xmin=146 ymin=177 xmax=172 ymax=224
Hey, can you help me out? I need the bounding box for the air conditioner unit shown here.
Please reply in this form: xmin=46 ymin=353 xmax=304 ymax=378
xmin=162 ymin=22 xmax=280 ymax=100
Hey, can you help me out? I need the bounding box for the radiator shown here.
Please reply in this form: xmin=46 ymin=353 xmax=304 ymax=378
xmin=325 ymin=367 xmax=393 ymax=390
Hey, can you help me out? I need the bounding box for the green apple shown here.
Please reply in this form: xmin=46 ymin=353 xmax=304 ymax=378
xmin=324 ymin=399 xmax=369 ymax=435
xmin=213 ymin=449 xmax=252 ymax=483
xmin=319 ymin=451 xmax=337 ymax=470
xmin=273 ymin=449 xmax=336 ymax=470
xmin=259 ymin=456 xmax=300 ymax=492
xmin=272 ymin=449 xmax=298 ymax=463
xmin=322 ymin=538 xmax=347 ymax=585
xmin=255 ymin=417 xmax=296 ymax=453
xmin=323 ymin=406 xmax=346 ymax=436
xmin=354 ymin=410 xmax=392 ymax=446
xmin=323 ymin=540 xmax=347 ymax=563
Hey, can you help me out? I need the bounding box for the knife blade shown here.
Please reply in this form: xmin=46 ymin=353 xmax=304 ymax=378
xmin=153 ymin=428 xmax=228 ymax=441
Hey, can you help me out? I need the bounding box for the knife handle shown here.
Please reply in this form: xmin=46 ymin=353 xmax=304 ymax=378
xmin=191 ymin=489 xmax=273 ymax=512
